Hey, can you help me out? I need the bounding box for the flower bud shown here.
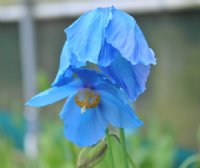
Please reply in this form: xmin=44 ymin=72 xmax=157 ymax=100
xmin=77 ymin=140 xmax=107 ymax=168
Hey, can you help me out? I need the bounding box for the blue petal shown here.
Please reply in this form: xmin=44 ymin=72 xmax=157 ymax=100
xmin=99 ymin=91 xmax=143 ymax=128
xmin=72 ymin=68 xmax=112 ymax=88
xmin=52 ymin=42 xmax=85 ymax=86
xmin=52 ymin=69 xmax=74 ymax=87
xmin=52 ymin=41 xmax=72 ymax=86
xmin=105 ymin=7 xmax=156 ymax=65
xmin=95 ymin=79 xmax=127 ymax=104
xmin=98 ymin=40 xmax=118 ymax=66
xmin=66 ymin=7 xmax=112 ymax=64
xmin=26 ymin=80 xmax=82 ymax=107
xmin=100 ymin=55 xmax=150 ymax=101
xmin=60 ymin=95 xmax=108 ymax=147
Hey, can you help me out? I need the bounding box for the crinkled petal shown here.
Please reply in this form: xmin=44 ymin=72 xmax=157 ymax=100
xmin=99 ymin=91 xmax=143 ymax=128
xmin=105 ymin=7 xmax=156 ymax=65
xmin=60 ymin=95 xmax=108 ymax=147
xmin=100 ymin=55 xmax=150 ymax=101
xmin=98 ymin=40 xmax=118 ymax=66
xmin=53 ymin=7 xmax=155 ymax=83
xmin=66 ymin=7 xmax=112 ymax=64
xmin=26 ymin=80 xmax=82 ymax=107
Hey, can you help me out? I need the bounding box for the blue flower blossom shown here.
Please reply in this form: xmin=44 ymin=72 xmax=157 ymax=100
xmin=52 ymin=6 xmax=156 ymax=101
xmin=26 ymin=69 xmax=143 ymax=146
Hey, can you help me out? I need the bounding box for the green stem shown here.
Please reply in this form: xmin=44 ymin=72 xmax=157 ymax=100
xmin=127 ymin=152 xmax=136 ymax=168
xmin=180 ymin=154 xmax=200 ymax=168
xmin=120 ymin=128 xmax=129 ymax=168
xmin=106 ymin=129 xmax=115 ymax=168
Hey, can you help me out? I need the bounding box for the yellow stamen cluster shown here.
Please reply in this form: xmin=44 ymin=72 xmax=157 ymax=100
xmin=75 ymin=89 xmax=100 ymax=110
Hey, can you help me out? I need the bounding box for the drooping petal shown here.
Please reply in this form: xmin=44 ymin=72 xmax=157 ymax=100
xmin=99 ymin=91 xmax=143 ymax=128
xmin=105 ymin=7 xmax=156 ymax=65
xmin=60 ymin=95 xmax=108 ymax=147
xmin=98 ymin=40 xmax=118 ymax=66
xmin=53 ymin=7 xmax=156 ymax=86
xmin=52 ymin=42 xmax=85 ymax=87
xmin=51 ymin=41 xmax=72 ymax=86
xmin=100 ymin=55 xmax=150 ymax=101
xmin=66 ymin=7 xmax=112 ymax=64
xmin=26 ymin=80 xmax=82 ymax=107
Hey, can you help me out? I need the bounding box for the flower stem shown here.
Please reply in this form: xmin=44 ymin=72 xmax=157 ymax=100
xmin=106 ymin=128 xmax=115 ymax=168
xmin=127 ymin=152 xmax=137 ymax=168
xmin=120 ymin=128 xmax=129 ymax=168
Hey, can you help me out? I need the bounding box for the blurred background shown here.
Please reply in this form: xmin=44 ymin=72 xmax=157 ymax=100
xmin=0 ymin=0 xmax=200 ymax=167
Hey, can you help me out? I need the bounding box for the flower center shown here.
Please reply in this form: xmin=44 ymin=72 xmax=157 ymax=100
xmin=75 ymin=89 xmax=100 ymax=113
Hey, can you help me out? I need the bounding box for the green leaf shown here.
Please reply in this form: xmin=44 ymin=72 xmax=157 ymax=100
xmin=77 ymin=140 xmax=107 ymax=168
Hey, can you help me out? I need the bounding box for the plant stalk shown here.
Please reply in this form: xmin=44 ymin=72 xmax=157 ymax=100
xmin=106 ymin=128 xmax=115 ymax=168
xmin=120 ymin=128 xmax=129 ymax=168
xmin=127 ymin=152 xmax=137 ymax=168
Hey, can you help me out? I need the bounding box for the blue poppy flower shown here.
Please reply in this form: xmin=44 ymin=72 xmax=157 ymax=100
xmin=26 ymin=69 xmax=143 ymax=147
xmin=52 ymin=6 xmax=156 ymax=101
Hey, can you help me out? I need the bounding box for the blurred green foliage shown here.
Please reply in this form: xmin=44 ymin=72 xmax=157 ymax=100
xmin=0 ymin=117 xmax=179 ymax=168
xmin=1 ymin=112 xmax=200 ymax=168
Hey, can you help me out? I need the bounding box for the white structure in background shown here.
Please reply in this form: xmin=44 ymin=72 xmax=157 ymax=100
xmin=1 ymin=0 xmax=200 ymax=22
xmin=19 ymin=0 xmax=38 ymax=158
